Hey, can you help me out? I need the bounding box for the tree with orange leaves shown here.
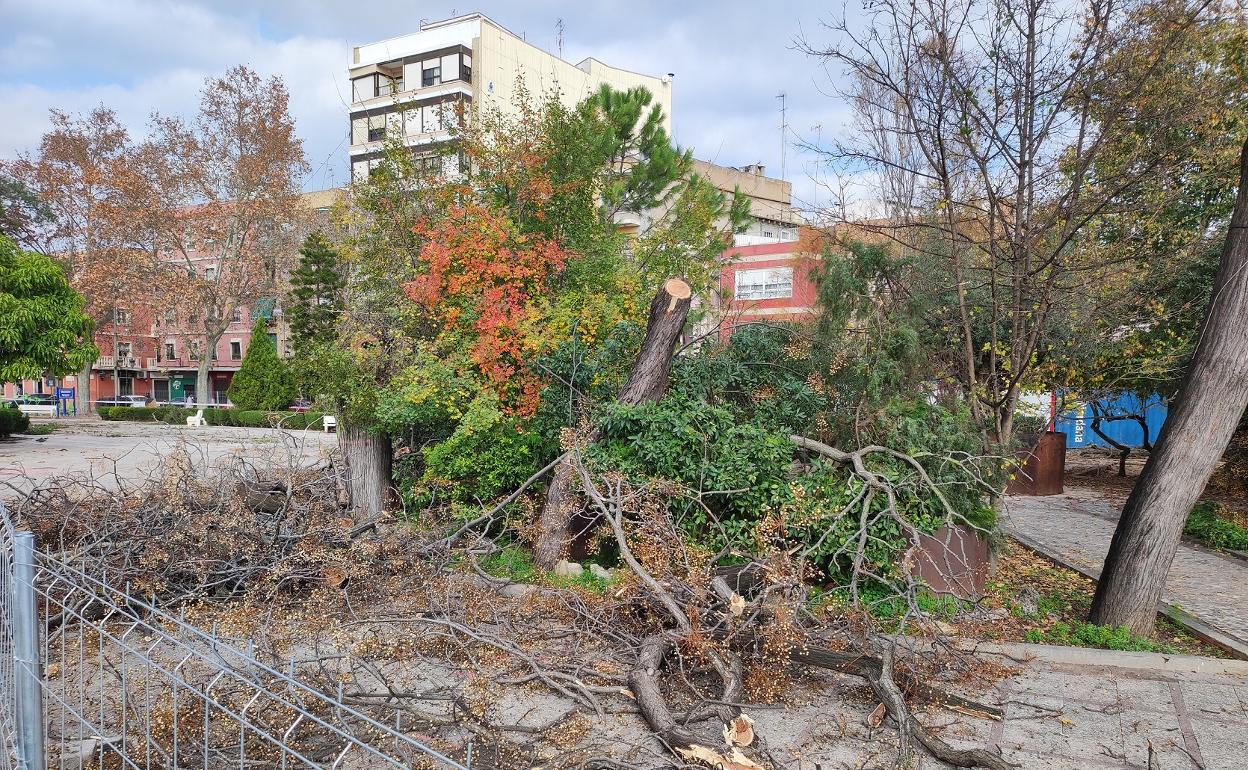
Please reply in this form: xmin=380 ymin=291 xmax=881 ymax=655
xmin=137 ymin=66 xmax=309 ymax=403
xmin=3 ymin=107 xmax=163 ymax=412
xmin=403 ymin=202 xmax=572 ymax=416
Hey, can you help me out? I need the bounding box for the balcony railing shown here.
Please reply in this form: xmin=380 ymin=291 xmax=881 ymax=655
xmin=146 ymin=357 xmax=159 ymax=369
xmin=94 ymin=355 xmax=141 ymax=370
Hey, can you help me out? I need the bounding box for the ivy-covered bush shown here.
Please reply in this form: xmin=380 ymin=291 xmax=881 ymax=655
xmin=0 ymin=407 xmax=30 ymax=437
xmin=670 ymin=323 xmax=825 ymax=434
xmin=591 ymin=395 xmax=794 ymax=548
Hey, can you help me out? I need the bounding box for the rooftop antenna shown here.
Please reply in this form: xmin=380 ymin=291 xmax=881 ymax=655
xmin=777 ymin=91 xmax=788 ymax=180
xmin=556 ymin=18 xmax=564 ymax=59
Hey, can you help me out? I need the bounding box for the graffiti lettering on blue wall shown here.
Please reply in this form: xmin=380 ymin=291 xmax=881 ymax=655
xmin=1056 ymin=393 xmax=1168 ymax=449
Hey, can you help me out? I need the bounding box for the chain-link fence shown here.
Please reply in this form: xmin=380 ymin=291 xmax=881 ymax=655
xmin=0 ymin=502 xmax=472 ymax=770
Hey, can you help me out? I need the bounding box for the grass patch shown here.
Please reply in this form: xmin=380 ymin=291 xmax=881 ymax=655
xmin=969 ymin=540 xmax=1227 ymax=657
xmin=479 ymin=545 xmax=613 ymax=593
xmin=1025 ymin=621 xmax=1173 ymax=653
xmin=480 ymin=546 xmax=540 ymax=584
xmin=22 ymin=422 xmax=59 ymax=435
xmin=811 ymin=584 xmax=966 ymax=621
xmin=1184 ymin=501 xmax=1248 ymax=551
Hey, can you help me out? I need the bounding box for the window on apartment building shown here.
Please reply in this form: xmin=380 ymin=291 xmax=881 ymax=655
xmin=230 ymin=340 xmax=242 ymax=360
xmin=734 ymin=267 xmax=793 ymax=301
xmin=165 ymin=342 xmax=175 ymax=361
xmin=165 ymin=309 xmax=176 ymax=325
xmin=204 ymin=266 xmax=217 ymax=281
xmin=352 ymin=73 xmax=398 ymax=102
xmin=422 ymin=65 xmax=441 ymax=87
xmin=368 ymin=126 xmax=385 ymax=142
xmin=231 ymin=307 xmax=242 ymax=323
xmin=113 ymin=308 xmax=130 ymax=325
xmin=415 ymin=154 xmax=442 ymax=173
xmin=461 ymin=54 xmax=471 ymax=81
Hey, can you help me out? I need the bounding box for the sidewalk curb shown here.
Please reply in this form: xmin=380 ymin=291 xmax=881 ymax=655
xmin=951 ymin=639 xmax=1248 ymax=676
xmin=1007 ymin=530 xmax=1248 ymax=661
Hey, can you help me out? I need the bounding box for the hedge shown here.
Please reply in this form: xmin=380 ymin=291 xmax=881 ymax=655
xmin=0 ymin=408 xmax=31 ymax=437
xmin=98 ymin=407 xmax=330 ymax=430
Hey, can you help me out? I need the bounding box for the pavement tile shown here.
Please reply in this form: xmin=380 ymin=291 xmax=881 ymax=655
xmin=1004 ymin=492 xmax=1248 ymax=650
xmin=1176 ymin=682 xmax=1248 ymax=722
xmin=1187 ymin=718 xmax=1248 ymax=770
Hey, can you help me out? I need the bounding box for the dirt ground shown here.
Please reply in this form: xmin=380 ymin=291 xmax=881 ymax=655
xmin=1064 ymin=445 xmax=1248 ymax=515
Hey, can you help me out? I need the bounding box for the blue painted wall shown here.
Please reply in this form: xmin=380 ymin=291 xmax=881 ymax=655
xmin=1055 ymin=392 xmax=1168 ymax=449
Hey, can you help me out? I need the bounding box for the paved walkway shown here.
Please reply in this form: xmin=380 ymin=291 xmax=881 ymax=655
xmin=0 ymin=419 xmax=336 ymax=497
xmin=1004 ymin=490 xmax=1248 ymax=654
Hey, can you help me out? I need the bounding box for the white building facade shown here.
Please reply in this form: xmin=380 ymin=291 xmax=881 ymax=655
xmin=348 ymin=13 xmax=674 ymax=181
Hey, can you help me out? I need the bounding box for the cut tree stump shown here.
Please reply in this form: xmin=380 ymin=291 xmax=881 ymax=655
xmin=533 ymin=277 xmax=693 ymax=569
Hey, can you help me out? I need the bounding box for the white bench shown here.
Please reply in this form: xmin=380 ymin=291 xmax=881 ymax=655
xmin=322 ymin=415 xmax=337 ymax=433
xmin=17 ymin=404 xmax=57 ymax=418
xmin=186 ymin=409 xmax=207 ymax=427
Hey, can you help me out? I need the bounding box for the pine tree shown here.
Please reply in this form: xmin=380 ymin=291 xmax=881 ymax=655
xmin=227 ymin=318 xmax=294 ymax=411
xmin=286 ymin=231 xmax=344 ymax=350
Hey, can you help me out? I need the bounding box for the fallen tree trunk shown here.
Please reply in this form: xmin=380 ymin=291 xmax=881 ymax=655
xmin=533 ymin=278 xmax=693 ymax=568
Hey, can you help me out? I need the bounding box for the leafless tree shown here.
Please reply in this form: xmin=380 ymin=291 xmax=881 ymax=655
xmin=802 ymin=0 xmax=1216 ymax=442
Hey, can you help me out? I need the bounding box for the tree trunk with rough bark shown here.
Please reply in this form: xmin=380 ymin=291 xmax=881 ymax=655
xmin=1089 ymin=139 xmax=1248 ymax=635
xmin=533 ymin=278 xmax=692 ymax=568
xmin=77 ymin=361 xmax=92 ymax=414
xmin=339 ymin=419 xmax=393 ymax=521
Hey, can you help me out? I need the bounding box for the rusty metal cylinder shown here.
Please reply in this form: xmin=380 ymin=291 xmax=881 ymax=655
xmin=1006 ymin=431 xmax=1067 ymax=495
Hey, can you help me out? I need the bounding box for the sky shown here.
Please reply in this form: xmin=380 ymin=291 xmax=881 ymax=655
xmin=0 ymin=0 xmax=861 ymax=213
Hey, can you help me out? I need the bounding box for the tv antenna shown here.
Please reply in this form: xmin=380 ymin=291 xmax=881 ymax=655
xmin=556 ymin=18 xmax=565 ymax=58
xmin=777 ymin=91 xmax=788 ymax=179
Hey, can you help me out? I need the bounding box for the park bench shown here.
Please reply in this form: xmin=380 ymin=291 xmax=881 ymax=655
xmin=186 ymin=409 xmax=207 ymax=427
xmin=322 ymin=415 xmax=336 ymax=433
xmin=17 ymin=404 xmax=57 ymax=419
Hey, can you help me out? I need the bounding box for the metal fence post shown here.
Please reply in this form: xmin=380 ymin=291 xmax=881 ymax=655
xmin=12 ymin=533 xmax=44 ymax=770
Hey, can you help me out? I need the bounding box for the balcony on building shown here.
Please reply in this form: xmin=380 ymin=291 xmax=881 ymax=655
xmin=94 ymin=355 xmax=142 ymax=370
xmin=350 ymin=50 xmax=472 ymax=107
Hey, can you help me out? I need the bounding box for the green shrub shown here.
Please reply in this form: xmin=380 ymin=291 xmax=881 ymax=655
xmin=0 ymin=408 xmax=30 ymax=437
xmin=280 ymin=411 xmax=328 ymax=430
xmin=591 ymin=394 xmax=794 ymax=549
xmin=227 ymin=318 xmax=295 ymax=411
xmin=235 ymin=410 xmax=269 ymax=428
xmin=1184 ymin=502 xmax=1248 ymax=551
xmin=204 ymin=409 xmax=238 ymax=427
xmin=419 ymin=394 xmax=557 ymax=505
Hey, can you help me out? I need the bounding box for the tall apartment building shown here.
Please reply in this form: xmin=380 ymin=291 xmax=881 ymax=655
xmin=348 ymin=13 xmax=673 ymax=181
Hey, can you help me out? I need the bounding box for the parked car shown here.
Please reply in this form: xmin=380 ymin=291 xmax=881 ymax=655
xmin=4 ymin=393 xmax=57 ymax=408
xmin=95 ymin=395 xmax=153 ymax=408
xmin=288 ymin=398 xmax=313 ymax=413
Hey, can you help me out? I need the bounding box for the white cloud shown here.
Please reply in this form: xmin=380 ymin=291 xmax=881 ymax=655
xmin=1 ymin=1 xmax=861 ymax=197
